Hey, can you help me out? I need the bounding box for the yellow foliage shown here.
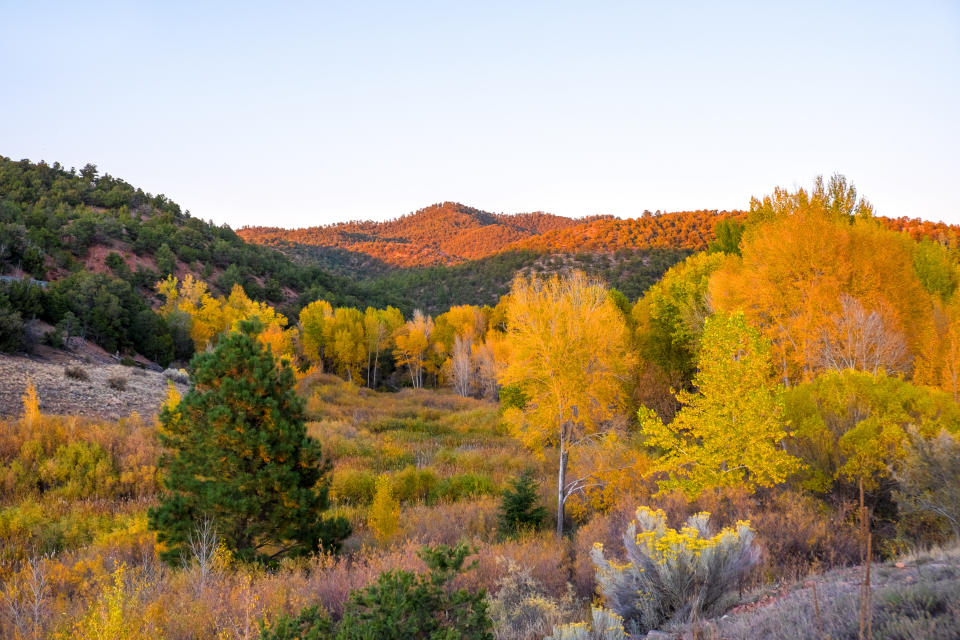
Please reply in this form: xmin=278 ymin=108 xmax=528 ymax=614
xmin=368 ymin=474 xmax=399 ymax=545
xmin=21 ymin=380 xmax=40 ymax=428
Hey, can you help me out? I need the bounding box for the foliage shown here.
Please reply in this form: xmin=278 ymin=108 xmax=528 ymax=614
xmin=368 ymin=474 xmax=399 ymax=545
xmin=497 ymin=470 xmax=547 ymax=538
xmin=784 ymin=369 xmax=960 ymax=491
xmin=710 ymin=177 xmax=935 ymax=386
xmin=500 ymin=271 xmax=636 ymax=533
xmin=488 ymin=562 xmax=577 ymax=640
xmin=148 ymin=328 xmax=350 ymax=564
xmin=640 ymin=312 xmax=802 ymax=498
xmin=893 ymin=430 xmax=960 ymax=540
xmin=259 ymin=605 xmax=333 ymax=640
xmin=591 ymin=507 xmax=759 ymax=633
xmin=544 ymin=608 xmax=627 ymax=640
xmin=336 ymin=543 xmax=494 ymax=640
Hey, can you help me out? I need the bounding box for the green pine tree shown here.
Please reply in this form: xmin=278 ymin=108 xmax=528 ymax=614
xmin=335 ymin=543 xmax=493 ymax=640
xmin=148 ymin=323 xmax=350 ymax=564
xmin=497 ymin=469 xmax=547 ymax=538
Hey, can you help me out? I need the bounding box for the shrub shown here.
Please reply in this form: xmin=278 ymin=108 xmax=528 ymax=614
xmin=64 ymin=365 xmax=90 ymax=381
xmin=107 ymin=375 xmax=127 ymax=391
xmin=894 ymin=430 xmax=960 ymax=540
xmin=438 ymin=472 xmax=497 ymax=502
xmin=591 ymin=506 xmax=759 ymax=634
xmin=163 ymin=367 xmax=190 ymax=384
xmin=544 ymin=608 xmax=627 ymax=640
xmin=330 ymin=469 xmax=377 ymax=506
xmin=488 ymin=561 xmax=577 ymax=640
xmin=368 ymin=474 xmax=399 ymax=545
xmin=498 ymin=470 xmax=547 ymax=538
xmin=391 ymin=465 xmax=438 ymax=503
xmin=259 ymin=605 xmax=333 ymax=640
xmin=337 ymin=543 xmax=494 ymax=640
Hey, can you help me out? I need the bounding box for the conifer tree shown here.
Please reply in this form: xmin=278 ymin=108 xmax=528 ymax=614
xmin=149 ymin=322 xmax=350 ymax=564
xmin=497 ymin=469 xmax=547 ymax=537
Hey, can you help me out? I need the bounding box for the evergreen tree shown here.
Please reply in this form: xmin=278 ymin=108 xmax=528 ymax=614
xmin=497 ymin=469 xmax=546 ymax=537
xmin=148 ymin=323 xmax=350 ymax=564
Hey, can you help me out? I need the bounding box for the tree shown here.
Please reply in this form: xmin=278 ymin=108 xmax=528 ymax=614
xmin=710 ymin=177 xmax=932 ymax=385
xmin=363 ymin=306 xmax=403 ymax=388
xmin=300 ymin=299 xmax=334 ymax=368
xmin=156 ymin=242 xmax=176 ymax=277
xmin=148 ymin=325 xmax=350 ymax=564
xmin=639 ymin=312 xmax=802 ymax=498
xmin=499 ymin=272 xmax=636 ymax=534
xmin=394 ymin=310 xmax=435 ymax=389
xmin=336 ymin=543 xmax=493 ymax=640
xmin=368 ymin=474 xmax=399 ymax=545
xmin=497 ymin=469 xmax=546 ymax=537
xmin=784 ymin=369 xmax=960 ymax=492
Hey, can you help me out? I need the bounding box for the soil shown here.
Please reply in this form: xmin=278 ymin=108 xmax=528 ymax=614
xmin=0 ymin=351 xmax=189 ymax=420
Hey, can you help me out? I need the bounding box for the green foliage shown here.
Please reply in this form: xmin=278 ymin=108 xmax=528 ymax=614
xmin=784 ymin=369 xmax=960 ymax=491
xmin=640 ymin=312 xmax=802 ymax=497
xmin=336 ymin=543 xmax=494 ymax=640
xmin=148 ymin=330 xmax=350 ymax=564
xmin=592 ymin=507 xmax=759 ymax=634
xmin=497 ymin=469 xmax=546 ymax=537
xmin=437 ymin=472 xmax=497 ymax=502
xmin=912 ymin=238 xmax=958 ymax=301
xmin=259 ymin=605 xmax=333 ymax=640
xmin=707 ymin=218 xmax=745 ymax=255
xmin=633 ymin=251 xmax=725 ymax=386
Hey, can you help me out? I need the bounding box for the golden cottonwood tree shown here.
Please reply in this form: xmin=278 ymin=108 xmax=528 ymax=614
xmin=639 ymin=312 xmax=802 ymax=498
xmin=299 ymin=299 xmax=334 ymax=368
xmin=393 ymin=310 xmax=435 ymax=389
xmin=363 ymin=306 xmax=404 ymax=388
xmin=710 ymin=182 xmax=932 ymax=386
xmin=499 ymin=271 xmax=636 ymax=534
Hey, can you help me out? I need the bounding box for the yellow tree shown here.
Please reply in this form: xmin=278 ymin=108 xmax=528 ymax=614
xmin=299 ymin=299 xmax=334 ymax=369
xmin=363 ymin=306 xmax=404 ymax=388
xmin=393 ymin=310 xmax=435 ymax=389
xmin=328 ymin=307 xmax=367 ymax=383
xmin=499 ymin=272 xmax=636 ymax=534
xmin=639 ymin=312 xmax=803 ymax=498
xmin=710 ymin=181 xmax=932 ymax=385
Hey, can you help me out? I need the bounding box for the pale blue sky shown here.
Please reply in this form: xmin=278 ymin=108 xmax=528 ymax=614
xmin=2 ymin=1 xmax=958 ymax=227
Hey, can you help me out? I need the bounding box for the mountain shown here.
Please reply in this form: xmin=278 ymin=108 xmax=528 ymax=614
xmin=238 ymin=202 xmax=606 ymax=275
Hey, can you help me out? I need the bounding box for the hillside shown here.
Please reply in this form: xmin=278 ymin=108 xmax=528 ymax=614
xmin=238 ymin=202 xmax=604 ymax=274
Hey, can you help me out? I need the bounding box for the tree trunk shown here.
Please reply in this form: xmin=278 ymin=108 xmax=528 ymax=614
xmin=557 ymin=446 xmax=568 ymax=535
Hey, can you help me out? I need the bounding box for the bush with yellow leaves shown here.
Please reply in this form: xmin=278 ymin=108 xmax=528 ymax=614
xmin=591 ymin=506 xmax=759 ymax=634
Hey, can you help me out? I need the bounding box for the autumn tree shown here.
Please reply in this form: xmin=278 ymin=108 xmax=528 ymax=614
xmin=394 ymin=310 xmax=435 ymax=389
xmin=299 ymin=299 xmax=334 ymax=369
xmin=363 ymin=306 xmax=403 ymax=388
xmin=639 ymin=312 xmax=802 ymax=498
xmin=499 ymin=272 xmax=636 ymax=534
xmin=148 ymin=323 xmax=350 ymax=564
xmin=783 ymin=369 xmax=960 ymax=493
xmin=710 ymin=177 xmax=933 ymax=385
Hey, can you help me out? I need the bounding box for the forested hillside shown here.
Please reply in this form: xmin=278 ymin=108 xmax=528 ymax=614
xmin=0 ymin=157 xmax=399 ymax=363
xmin=238 ymin=202 xmax=601 ymax=273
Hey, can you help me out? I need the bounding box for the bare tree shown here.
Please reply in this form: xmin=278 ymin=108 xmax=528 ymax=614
xmin=818 ymin=294 xmax=910 ymax=375
xmin=1 ymin=555 xmax=49 ymax=640
xmin=182 ymin=518 xmax=219 ymax=596
xmin=450 ymin=334 xmax=473 ymax=397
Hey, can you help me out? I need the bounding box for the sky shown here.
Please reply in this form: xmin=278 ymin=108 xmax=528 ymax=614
xmin=1 ymin=1 xmax=958 ymax=228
